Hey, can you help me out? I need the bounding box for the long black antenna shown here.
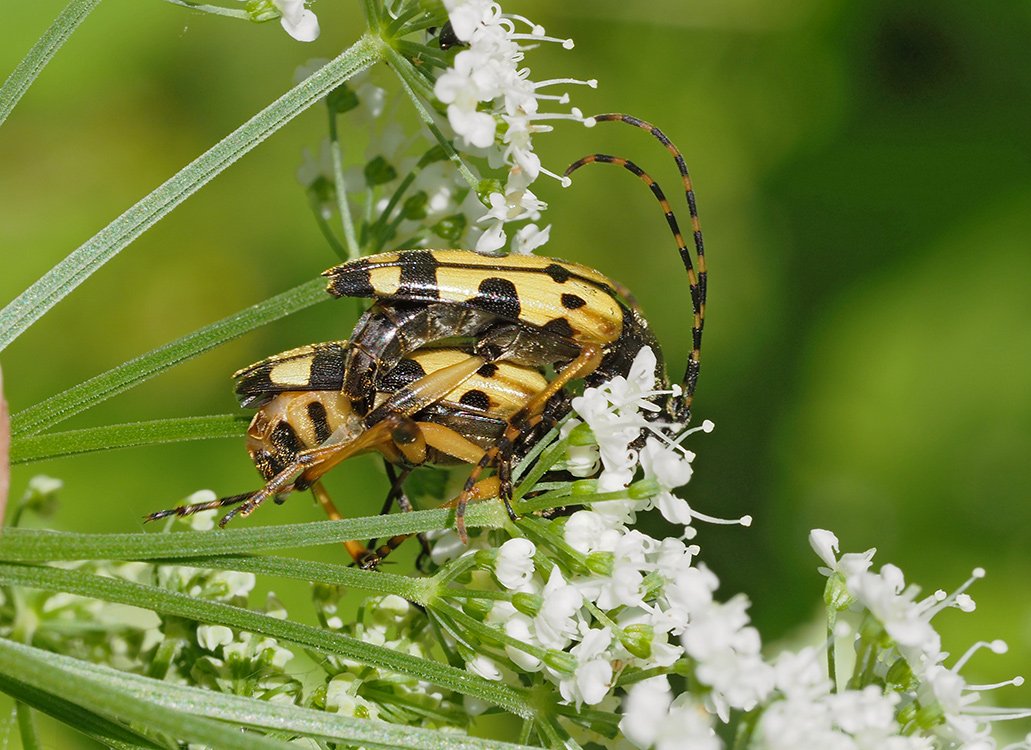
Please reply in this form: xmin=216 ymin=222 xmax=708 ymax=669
xmin=564 ymin=114 xmax=706 ymax=422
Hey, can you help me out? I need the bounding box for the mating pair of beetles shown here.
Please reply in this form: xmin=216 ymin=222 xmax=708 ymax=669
xmin=147 ymin=114 xmax=708 ymax=568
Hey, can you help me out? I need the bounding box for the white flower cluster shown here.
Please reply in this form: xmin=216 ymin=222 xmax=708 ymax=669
xmin=436 ymin=0 xmax=596 ymax=254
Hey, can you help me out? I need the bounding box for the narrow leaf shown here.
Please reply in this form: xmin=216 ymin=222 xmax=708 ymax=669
xmin=0 ymin=0 xmax=101 ymax=127
xmin=0 ymin=673 xmax=160 ymax=749
xmin=9 ymin=414 xmax=249 ymax=464
xmin=0 ymin=640 xmax=540 ymax=750
xmin=0 ymin=34 xmax=380 ymax=353
xmin=11 ymin=277 xmax=326 ymax=437
xmin=0 ymin=637 xmax=295 ymax=750
xmin=169 ymin=553 xmax=435 ymax=604
xmin=0 ymin=563 xmax=533 ymax=716
xmin=0 ymin=502 xmax=509 ymax=562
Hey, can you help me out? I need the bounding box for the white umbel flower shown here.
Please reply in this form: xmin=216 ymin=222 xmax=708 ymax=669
xmin=272 ymin=0 xmax=319 ymax=42
xmin=494 ymin=537 xmax=536 ymax=590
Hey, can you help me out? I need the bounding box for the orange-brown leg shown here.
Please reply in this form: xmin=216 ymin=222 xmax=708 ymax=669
xmin=361 ymin=476 xmax=501 ymax=568
xmin=453 ymin=344 xmax=604 ymax=542
xmin=357 ymin=422 xmax=492 ymax=568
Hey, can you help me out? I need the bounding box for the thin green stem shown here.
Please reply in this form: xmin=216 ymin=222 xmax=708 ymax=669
xmin=308 ymin=193 xmax=349 ymax=258
xmin=433 ymin=600 xmax=552 ymax=662
xmin=15 ymin=701 xmax=40 ymax=750
xmin=10 ymin=277 xmax=327 ymax=437
xmin=327 ymin=104 xmax=361 ymax=259
xmin=0 ymin=563 xmax=534 ymax=716
xmin=0 ymin=35 xmax=380 ymax=353
xmin=384 ymin=46 xmax=480 ymax=193
xmin=159 ymin=0 xmax=250 ymax=18
xmin=0 ymin=0 xmax=101 ymax=128
xmin=9 ymin=414 xmax=248 ymax=464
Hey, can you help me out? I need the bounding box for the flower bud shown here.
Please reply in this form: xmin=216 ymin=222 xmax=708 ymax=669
xmin=571 ymin=479 xmax=597 ymax=496
xmin=244 ymin=0 xmax=278 ymax=22
xmin=823 ymin=575 xmax=853 ymax=611
xmin=886 ymin=656 xmax=915 ymax=690
xmin=543 ymin=650 xmax=577 ymax=675
xmin=567 ymin=422 xmax=596 ymax=446
xmin=476 ymin=178 xmax=504 ymax=205
xmin=364 ymin=155 xmax=397 ymax=187
xmin=326 ymin=83 xmax=359 ymax=114
xmin=402 ymin=191 xmax=429 ymax=220
xmin=585 ymin=551 xmax=614 ymax=577
xmin=462 ymin=597 xmax=493 ymax=621
xmin=629 ymin=478 xmax=659 ymax=499
xmin=512 ymin=592 xmax=542 ymax=617
xmin=474 ymin=549 xmax=498 ymax=568
xmin=432 ymin=213 xmax=467 ymax=242
xmin=620 ymin=624 xmax=653 ymax=659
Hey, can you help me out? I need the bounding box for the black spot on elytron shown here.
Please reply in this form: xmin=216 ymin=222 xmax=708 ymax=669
xmin=309 ymin=343 xmax=346 ymax=391
xmin=327 ymin=259 xmax=374 ymax=298
xmin=561 ymin=293 xmax=587 ymax=310
xmin=270 ymin=421 xmax=304 ymax=456
xmin=458 ymin=389 xmax=491 ymax=411
xmin=234 ymin=368 xmax=276 ymax=408
xmin=477 ymin=362 xmax=499 ymax=378
xmin=397 ymin=250 xmax=441 ymax=299
xmin=543 ymin=263 xmax=571 ymax=284
xmin=471 ymin=277 xmax=521 ymax=320
xmin=306 ymin=401 xmax=332 ymax=444
xmin=377 ymin=357 xmax=426 ymax=391
xmin=542 ymin=317 xmax=575 ymax=338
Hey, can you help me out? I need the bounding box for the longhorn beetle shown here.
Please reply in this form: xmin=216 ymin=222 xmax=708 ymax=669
xmin=147 ymin=114 xmax=707 ymax=566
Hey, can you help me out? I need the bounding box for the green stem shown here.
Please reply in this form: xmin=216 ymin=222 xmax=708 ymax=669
xmin=308 ymin=193 xmax=349 ymax=258
xmin=0 ymin=34 xmax=380 ymax=354
xmin=11 ymin=277 xmax=327 ymax=437
xmin=327 ymin=104 xmax=361 ymax=259
xmin=384 ymin=45 xmax=480 ymax=193
xmin=9 ymin=414 xmax=248 ymax=464
xmin=433 ymin=600 xmax=552 ymax=663
xmin=0 ymin=0 xmax=101 ymax=128
xmin=827 ymin=609 xmax=838 ymax=693
xmin=0 ymin=563 xmax=533 ymax=717
xmin=159 ymin=0 xmax=250 ymax=18
xmin=15 ymin=701 xmax=40 ymax=750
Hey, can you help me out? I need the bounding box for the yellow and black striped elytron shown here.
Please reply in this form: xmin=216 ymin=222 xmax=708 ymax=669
xmin=146 ymin=114 xmax=707 ymax=564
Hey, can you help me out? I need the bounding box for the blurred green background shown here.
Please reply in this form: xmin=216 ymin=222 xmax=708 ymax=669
xmin=2 ymin=0 xmax=1031 ymax=745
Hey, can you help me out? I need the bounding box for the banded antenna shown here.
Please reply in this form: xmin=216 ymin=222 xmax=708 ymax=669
xmin=564 ymin=113 xmax=706 ymax=423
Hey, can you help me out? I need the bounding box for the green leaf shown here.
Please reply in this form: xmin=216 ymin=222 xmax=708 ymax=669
xmin=0 ymin=638 xmax=541 ymax=749
xmin=0 ymin=0 xmax=101 ymax=128
xmin=0 ymin=502 xmax=509 ymax=561
xmin=0 ymin=34 xmax=381 ymax=354
xmin=0 ymin=563 xmax=533 ymax=717
xmin=10 ymin=277 xmax=327 ymax=437
xmin=0 ymin=637 xmax=297 ymax=750
xmin=9 ymin=414 xmax=249 ymax=464
xmin=0 ymin=673 xmax=160 ymax=749
xmin=177 ymin=554 xmax=435 ymax=604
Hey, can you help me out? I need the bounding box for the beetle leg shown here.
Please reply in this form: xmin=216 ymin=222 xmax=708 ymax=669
xmin=453 ymin=343 xmax=604 ymax=542
xmin=366 ymin=464 xmax=423 ymax=564
xmin=361 ymin=477 xmax=500 ymax=569
xmin=219 ymin=418 xmax=402 ymax=527
xmin=144 ymin=492 xmax=252 ymax=523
